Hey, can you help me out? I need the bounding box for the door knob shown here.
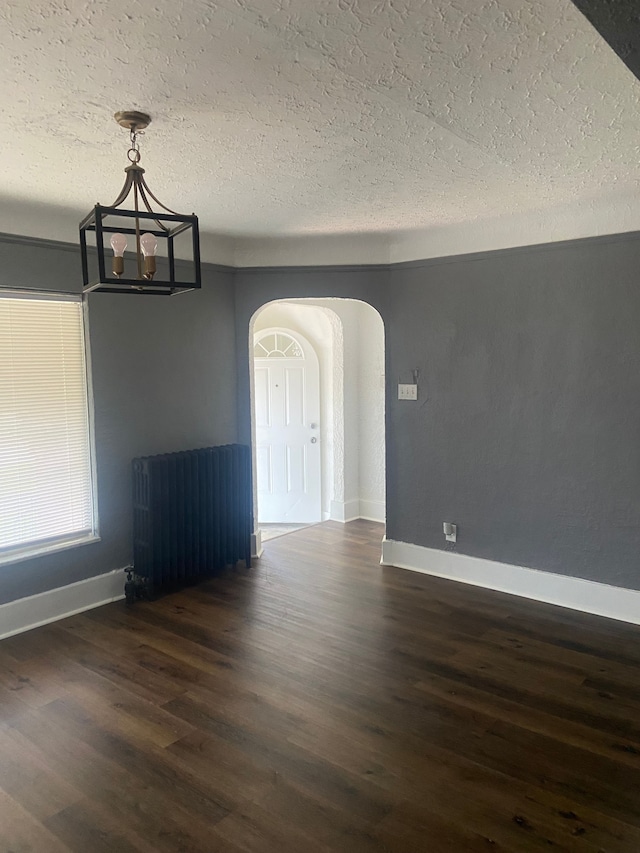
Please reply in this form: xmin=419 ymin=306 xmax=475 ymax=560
xmin=310 ymin=437 xmax=317 ymax=443
xmin=310 ymin=423 xmax=318 ymax=429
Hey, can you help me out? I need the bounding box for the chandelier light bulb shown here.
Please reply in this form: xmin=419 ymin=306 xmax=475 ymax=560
xmin=110 ymin=232 xmax=128 ymax=277
xmin=140 ymin=232 xmax=158 ymax=258
xmin=109 ymin=233 xmax=128 ymax=257
xmin=140 ymin=232 xmax=158 ymax=280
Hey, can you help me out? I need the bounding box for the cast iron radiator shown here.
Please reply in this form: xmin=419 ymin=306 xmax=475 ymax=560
xmin=126 ymin=443 xmax=252 ymax=601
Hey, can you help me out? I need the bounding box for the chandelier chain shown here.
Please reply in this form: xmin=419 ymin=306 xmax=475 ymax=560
xmin=127 ymin=125 xmax=144 ymax=164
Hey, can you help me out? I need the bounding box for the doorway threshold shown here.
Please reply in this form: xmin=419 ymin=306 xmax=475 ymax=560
xmin=260 ymin=523 xmax=316 ymax=543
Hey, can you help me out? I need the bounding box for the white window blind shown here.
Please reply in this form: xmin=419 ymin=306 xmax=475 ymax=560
xmin=0 ymin=292 xmax=97 ymax=563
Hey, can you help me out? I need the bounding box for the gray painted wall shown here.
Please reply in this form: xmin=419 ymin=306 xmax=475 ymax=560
xmin=0 ymin=236 xmax=237 ymax=605
xmin=4 ymin=229 xmax=640 ymax=606
xmin=235 ymin=234 xmax=640 ymax=591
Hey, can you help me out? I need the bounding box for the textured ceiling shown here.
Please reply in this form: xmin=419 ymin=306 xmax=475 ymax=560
xmin=1 ymin=0 xmax=639 ymax=265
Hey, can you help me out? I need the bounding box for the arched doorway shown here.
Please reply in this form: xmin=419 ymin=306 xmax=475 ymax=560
xmin=250 ymin=298 xmax=385 ymax=548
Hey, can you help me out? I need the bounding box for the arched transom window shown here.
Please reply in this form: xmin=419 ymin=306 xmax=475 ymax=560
xmin=254 ymin=332 xmax=303 ymax=359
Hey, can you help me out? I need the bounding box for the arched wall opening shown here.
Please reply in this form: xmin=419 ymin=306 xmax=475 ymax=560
xmin=248 ymin=298 xmax=385 ymax=550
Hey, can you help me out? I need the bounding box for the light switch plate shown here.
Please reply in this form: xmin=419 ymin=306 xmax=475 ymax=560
xmin=398 ymin=383 xmax=418 ymax=400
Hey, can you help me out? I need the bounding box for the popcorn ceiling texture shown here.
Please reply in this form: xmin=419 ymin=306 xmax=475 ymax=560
xmin=1 ymin=0 xmax=639 ymax=265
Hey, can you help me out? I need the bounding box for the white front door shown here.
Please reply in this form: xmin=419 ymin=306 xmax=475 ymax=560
xmin=254 ymin=329 xmax=321 ymax=524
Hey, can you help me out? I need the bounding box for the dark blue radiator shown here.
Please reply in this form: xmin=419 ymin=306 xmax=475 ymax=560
xmin=127 ymin=444 xmax=252 ymax=601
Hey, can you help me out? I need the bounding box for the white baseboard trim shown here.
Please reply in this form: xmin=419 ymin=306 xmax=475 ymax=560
xmin=329 ymin=499 xmax=361 ymax=523
xmin=359 ymin=499 xmax=386 ymax=523
xmin=380 ymin=538 xmax=640 ymax=626
xmin=0 ymin=569 xmax=126 ymax=641
xmin=251 ymin=529 xmax=263 ymax=559
xmin=330 ymin=498 xmax=385 ymax=524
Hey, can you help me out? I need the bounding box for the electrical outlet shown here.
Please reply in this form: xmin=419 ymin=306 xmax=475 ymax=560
xmin=398 ymin=383 xmax=418 ymax=400
xmin=443 ymin=522 xmax=457 ymax=542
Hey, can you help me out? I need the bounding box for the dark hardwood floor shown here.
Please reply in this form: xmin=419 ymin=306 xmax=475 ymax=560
xmin=1 ymin=519 xmax=640 ymax=851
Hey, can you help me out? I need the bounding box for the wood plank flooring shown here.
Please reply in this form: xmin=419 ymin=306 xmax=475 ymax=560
xmin=1 ymin=519 xmax=640 ymax=851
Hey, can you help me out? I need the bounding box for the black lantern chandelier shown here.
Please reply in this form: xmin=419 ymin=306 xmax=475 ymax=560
xmin=79 ymin=111 xmax=201 ymax=295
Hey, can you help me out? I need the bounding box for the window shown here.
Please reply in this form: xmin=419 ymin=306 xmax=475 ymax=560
xmin=0 ymin=291 xmax=97 ymax=564
xmin=254 ymin=332 xmax=303 ymax=358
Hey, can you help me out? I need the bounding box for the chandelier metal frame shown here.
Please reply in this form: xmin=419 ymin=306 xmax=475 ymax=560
xmin=79 ymin=111 xmax=201 ymax=296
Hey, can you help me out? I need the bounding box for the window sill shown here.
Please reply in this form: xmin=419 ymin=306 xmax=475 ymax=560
xmin=0 ymin=533 xmax=101 ymax=567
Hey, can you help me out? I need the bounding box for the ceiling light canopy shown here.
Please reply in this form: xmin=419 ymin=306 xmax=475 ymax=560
xmin=79 ymin=111 xmax=201 ymax=296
